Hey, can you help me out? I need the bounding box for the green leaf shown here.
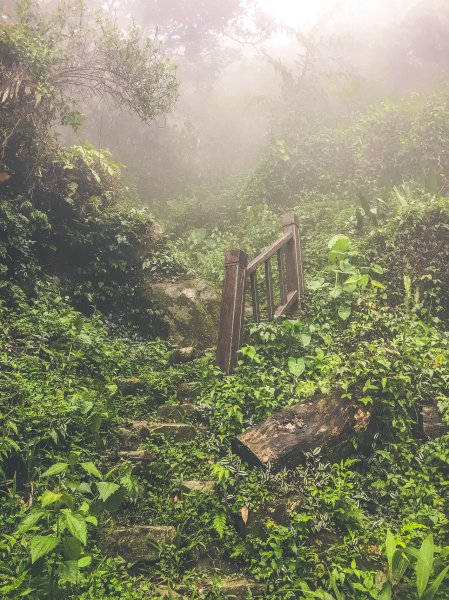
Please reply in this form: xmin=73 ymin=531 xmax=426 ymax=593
xmin=30 ymin=535 xmax=60 ymax=563
xmin=41 ymin=490 xmax=63 ymax=508
xmin=421 ymin=565 xmax=449 ymax=600
xmin=378 ymin=583 xmax=392 ymax=600
xmin=416 ymin=534 xmax=434 ymax=597
xmin=57 ymin=560 xmax=79 ymax=583
xmin=97 ymin=482 xmax=120 ymax=503
xmin=17 ymin=510 xmax=46 ymax=534
xmin=63 ymin=536 xmax=82 ymax=560
xmin=41 ymin=463 xmax=69 ymax=477
xmin=328 ymin=234 xmax=351 ymax=253
xmin=213 ymin=512 xmax=226 ymax=539
xmin=288 ymin=357 xmax=305 ymax=377
xmin=81 ymin=462 xmax=102 ymax=479
xmin=386 ymin=530 xmax=396 ymax=572
xmin=300 ymin=333 xmax=311 ymax=347
xmin=64 ymin=511 xmax=87 ymax=546
xmin=78 ymin=555 xmax=92 ymax=568
xmin=338 ymin=305 xmax=351 ymax=321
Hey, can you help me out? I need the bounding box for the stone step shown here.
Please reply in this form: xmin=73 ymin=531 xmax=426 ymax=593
xmin=114 ymin=377 xmax=144 ymax=396
xmin=219 ymin=578 xmax=265 ymax=599
xmin=107 ymin=449 xmax=156 ymax=472
xmin=119 ymin=421 xmax=198 ymax=449
xmin=169 ymin=347 xmax=201 ymax=365
xmin=157 ymin=403 xmax=201 ymax=423
xmin=238 ymin=494 xmax=305 ymax=539
xmin=177 ymin=381 xmax=202 ymax=400
xmin=99 ymin=525 xmax=176 ymax=563
xmin=422 ymin=404 xmax=448 ymax=439
xmin=176 ymin=480 xmax=216 ymax=494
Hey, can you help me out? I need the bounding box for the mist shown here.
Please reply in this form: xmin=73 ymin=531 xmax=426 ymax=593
xmin=46 ymin=0 xmax=447 ymax=211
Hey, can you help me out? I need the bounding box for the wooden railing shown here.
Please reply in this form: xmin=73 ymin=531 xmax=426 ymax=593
xmin=217 ymin=212 xmax=304 ymax=373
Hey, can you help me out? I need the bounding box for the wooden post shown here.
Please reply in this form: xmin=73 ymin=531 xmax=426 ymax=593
xmin=217 ymin=249 xmax=247 ymax=374
xmin=282 ymin=213 xmax=304 ymax=313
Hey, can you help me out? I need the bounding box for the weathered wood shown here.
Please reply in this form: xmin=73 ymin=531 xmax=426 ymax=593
xmin=232 ymin=391 xmax=374 ymax=470
xmin=274 ymin=290 xmax=298 ymax=319
xmin=265 ymin=259 xmax=274 ymax=320
xmin=277 ymin=248 xmax=287 ymax=305
xmin=217 ymin=250 xmax=247 ymax=374
xmin=246 ymin=231 xmax=293 ymax=275
xmin=249 ymin=271 xmax=260 ymax=323
xmin=282 ymin=212 xmax=303 ymax=310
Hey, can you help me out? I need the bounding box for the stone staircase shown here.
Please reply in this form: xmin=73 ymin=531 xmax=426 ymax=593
xmin=99 ymin=349 xmax=264 ymax=599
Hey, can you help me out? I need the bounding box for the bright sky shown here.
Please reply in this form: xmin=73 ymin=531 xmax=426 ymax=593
xmin=259 ymin=0 xmax=342 ymax=29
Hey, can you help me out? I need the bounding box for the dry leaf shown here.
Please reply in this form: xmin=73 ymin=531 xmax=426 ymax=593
xmin=241 ymin=506 xmax=249 ymax=525
xmin=0 ymin=172 xmax=11 ymax=182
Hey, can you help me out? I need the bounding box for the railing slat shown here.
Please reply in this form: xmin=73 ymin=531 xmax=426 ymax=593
xmin=274 ymin=290 xmax=298 ymax=319
xmin=246 ymin=231 xmax=293 ymax=275
xmin=265 ymin=259 xmax=274 ymax=320
xmin=250 ymin=271 xmax=260 ymax=323
xmin=277 ymin=248 xmax=287 ymax=305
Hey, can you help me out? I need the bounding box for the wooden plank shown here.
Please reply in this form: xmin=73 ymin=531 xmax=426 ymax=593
xmin=250 ymin=271 xmax=260 ymax=323
xmin=216 ymin=249 xmax=247 ymax=374
xmin=265 ymin=259 xmax=274 ymax=320
xmin=282 ymin=212 xmax=302 ymax=313
xmin=246 ymin=231 xmax=293 ymax=275
xmin=274 ymin=290 xmax=298 ymax=319
xmin=277 ymin=249 xmax=287 ymax=305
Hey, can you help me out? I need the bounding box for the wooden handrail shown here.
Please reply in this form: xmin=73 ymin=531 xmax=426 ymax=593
xmin=246 ymin=231 xmax=293 ymax=274
xmin=217 ymin=212 xmax=304 ymax=374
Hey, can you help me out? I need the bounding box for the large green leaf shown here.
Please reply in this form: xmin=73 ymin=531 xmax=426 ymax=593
xmin=288 ymin=357 xmax=305 ymax=377
xmin=421 ymin=565 xmax=449 ymax=600
xmin=63 ymin=536 xmax=82 ymax=560
xmin=81 ymin=462 xmax=102 ymax=480
xmin=97 ymin=482 xmax=120 ymax=503
xmin=57 ymin=559 xmax=79 ymax=583
xmin=64 ymin=511 xmax=87 ymax=546
xmin=30 ymin=535 xmax=60 ymax=563
xmin=416 ymin=534 xmax=434 ymax=597
xmin=41 ymin=463 xmax=69 ymax=477
xmin=41 ymin=490 xmax=63 ymax=508
xmin=17 ymin=510 xmax=46 ymax=534
xmin=338 ymin=305 xmax=351 ymax=321
xmin=328 ymin=234 xmax=351 ymax=253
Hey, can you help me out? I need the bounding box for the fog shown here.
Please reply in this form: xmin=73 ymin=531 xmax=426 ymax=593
xmin=53 ymin=0 xmax=449 ymax=210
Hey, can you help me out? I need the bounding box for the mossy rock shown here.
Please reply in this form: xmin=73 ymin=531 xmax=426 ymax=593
xmin=148 ymin=277 xmax=219 ymax=349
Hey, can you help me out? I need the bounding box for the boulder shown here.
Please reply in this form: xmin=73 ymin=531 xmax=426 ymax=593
xmin=232 ymin=391 xmax=374 ymax=471
xmin=99 ymin=525 xmax=176 ymax=563
xmin=149 ymin=278 xmax=219 ymax=349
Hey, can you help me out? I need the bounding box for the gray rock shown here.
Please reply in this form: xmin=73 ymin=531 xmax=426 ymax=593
xmin=150 ymin=422 xmax=198 ymax=442
xmin=179 ymin=480 xmax=215 ymax=494
xmin=118 ymin=421 xmax=198 ymax=448
xmin=178 ymin=381 xmax=202 ymax=399
xmin=422 ymin=404 xmax=448 ymax=439
xmin=99 ymin=525 xmax=176 ymax=563
xmin=169 ymin=346 xmax=201 ymax=365
xmin=157 ymin=403 xmax=201 ymax=423
xmin=115 ymin=450 xmax=155 ymax=471
xmin=114 ymin=377 xmax=144 ymax=395
xmin=149 ymin=278 xmax=219 ymax=349
xmin=241 ymin=494 xmax=305 ymax=539
xmin=220 ymin=578 xmax=265 ymax=599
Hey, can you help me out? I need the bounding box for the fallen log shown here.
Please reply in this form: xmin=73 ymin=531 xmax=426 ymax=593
xmin=232 ymin=391 xmax=374 ymax=470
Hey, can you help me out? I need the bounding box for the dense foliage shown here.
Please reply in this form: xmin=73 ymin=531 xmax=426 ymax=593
xmin=2 ymin=1 xmax=449 ymax=599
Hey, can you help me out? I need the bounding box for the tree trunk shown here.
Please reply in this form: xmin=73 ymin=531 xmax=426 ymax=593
xmin=232 ymin=391 xmax=374 ymax=470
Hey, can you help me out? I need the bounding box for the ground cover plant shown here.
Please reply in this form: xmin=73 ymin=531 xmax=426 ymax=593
xmin=2 ymin=1 xmax=449 ymax=598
